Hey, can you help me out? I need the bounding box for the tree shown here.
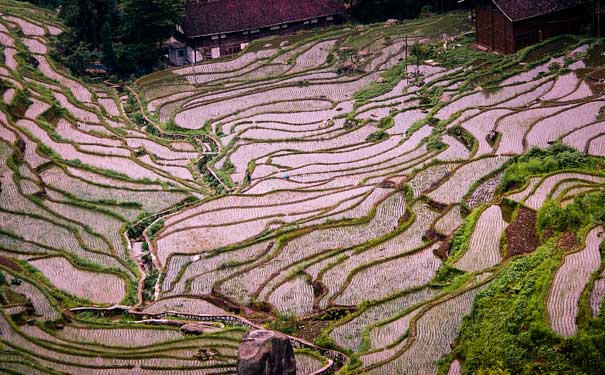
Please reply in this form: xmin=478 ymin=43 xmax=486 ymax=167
xmin=119 ymin=0 xmax=184 ymax=45
xmin=54 ymin=0 xmax=184 ymax=76
xmin=65 ymin=41 xmax=96 ymax=74
xmin=101 ymin=21 xmax=116 ymax=69
xmin=59 ymin=0 xmax=114 ymax=49
xmin=24 ymin=0 xmax=60 ymax=8
xmin=410 ymin=42 xmax=427 ymax=71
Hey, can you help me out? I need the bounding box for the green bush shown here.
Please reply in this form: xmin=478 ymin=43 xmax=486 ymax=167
xmin=366 ymin=130 xmax=389 ymax=142
xmin=501 ymin=143 xmax=598 ymax=191
xmin=267 ymin=311 xmax=301 ymax=335
xmin=448 ymin=125 xmax=476 ymax=151
xmin=426 ymin=136 xmax=446 ymax=151
xmin=146 ymin=219 xmax=164 ymax=240
xmin=132 ymin=111 xmax=145 ymax=126
xmin=378 ymin=116 xmax=395 ymax=130
xmin=537 ymin=200 xmax=585 ymax=234
xmin=9 ymin=90 xmax=32 ymax=117
xmin=537 ymin=190 xmax=605 ymax=235
xmin=433 ymin=264 xmax=465 ymax=284
xmin=142 ymin=267 xmax=159 ymax=302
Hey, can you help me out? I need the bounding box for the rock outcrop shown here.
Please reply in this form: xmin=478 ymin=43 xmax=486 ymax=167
xmin=237 ymin=329 xmax=296 ymax=375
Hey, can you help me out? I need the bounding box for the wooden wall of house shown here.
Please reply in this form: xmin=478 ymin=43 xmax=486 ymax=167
xmin=513 ymin=7 xmax=590 ymax=51
xmin=477 ymin=3 xmax=591 ymax=54
xmin=185 ymin=16 xmax=339 ymax=61
xmin=475 ymin=4 xmax=493 ymax=48
xmin=476 ymin=3 xmax=514 ymax=54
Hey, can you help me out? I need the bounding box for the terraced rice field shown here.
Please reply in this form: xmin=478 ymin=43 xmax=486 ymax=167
xmin=1 ymin=2 xmax=605 ymax=374
xmin=548 ymin=227 xmax=603 ymax=336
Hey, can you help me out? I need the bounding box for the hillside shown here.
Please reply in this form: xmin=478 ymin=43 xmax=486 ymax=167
xmin=0 ymin=1 xmax=604 ymax=374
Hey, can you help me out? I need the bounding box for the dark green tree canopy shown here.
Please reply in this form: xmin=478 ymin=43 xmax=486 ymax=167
xmin=51 ymin=0 xmax=184 ymax=75
xmin=120 ymin=0 xmax=184 ymax=45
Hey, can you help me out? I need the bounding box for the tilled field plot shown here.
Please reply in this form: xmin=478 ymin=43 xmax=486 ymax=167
xmin=2 ymin=1 xmax=605 ymax=374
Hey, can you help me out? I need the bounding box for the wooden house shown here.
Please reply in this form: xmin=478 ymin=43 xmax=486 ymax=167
xmin=170 ymin=0 xmax=345 ymax=65
xmin=475 ymin=0 xmax=590 ymax=54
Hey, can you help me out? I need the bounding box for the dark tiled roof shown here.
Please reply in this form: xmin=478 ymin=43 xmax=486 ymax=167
xmin=492 ymin=0 xmax=588 ymax=21
xmin=181 ymin=0 xmax=345 ymax=37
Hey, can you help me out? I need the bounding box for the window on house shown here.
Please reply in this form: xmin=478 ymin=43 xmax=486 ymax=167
xmin=311 ymin=18 xmax=318 ymax=24
xmin=177 ymin=50 xmax=184 ymax=57
xmin=326 ymin=16 xmax=334 ymax=21
xmin=223 ymin=45 xmax=241 ymax=55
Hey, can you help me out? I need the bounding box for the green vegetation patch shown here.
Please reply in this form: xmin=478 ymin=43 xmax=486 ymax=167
xmin=538 ymin=191 xmax=605 ymax=236
xmin=447 ymin=241 xmax=605 ymax=375
xmin=500 ymin=143 xmax=601 ymax=192
xmin=365 ymin=129 xmax=389 ymax=143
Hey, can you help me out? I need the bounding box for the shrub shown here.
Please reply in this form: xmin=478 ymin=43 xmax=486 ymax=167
xmin=9 ymin=90 xmax=32 ymax=117
xmin=501 ymin=143 xmax=598 ymax=191
xmin=378 ymin=116 xmax=395 ymax=130
xmin=124 ymin=94 xmax=138 ymax=114
xmin=366 ymin=130 xmax=388 ymax=142
xmin=426 ymin=136 xmax=446 ymax=151
xmin=142 ymin=268 xmax=159 ymax=302
xmin=537 ymin=200 xmax=585 ymax=234
xmin=433 ymin=264 xmax=465 ymax=284
xmin=146 ymin=219 xmax=164 ymax=240
xmin=266 ymin=311 xmax=301 ymax=335
xmin=448 ymin=125 xmax=476 ymax=151
xmin=132 ymin=111 xmax=145 ymax=126
xmin=538 ymin=190 xmax=605 ymax=235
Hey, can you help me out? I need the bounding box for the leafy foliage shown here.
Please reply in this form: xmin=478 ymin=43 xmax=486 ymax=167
xmin=451 ymin=240 xmax=605 ymax=375
xmin=267 ymin=311 xmax=302 ymax=335
xmin=366 ymin=129 xmax=389 ymax=142
xmin=354 ymin=62 xmax=408 ymax=101
xmin=538 ymin=190 xmax=605 ymax=235
xmin=54 ymin=0 xmax=184 ymax=75
xmin=452 ymin=161 xmax=605 ymax=375
xmin=501 ymin=143 xmax=599 ymax=191
xmin=452 ymin=246 xmax=564 ymax=374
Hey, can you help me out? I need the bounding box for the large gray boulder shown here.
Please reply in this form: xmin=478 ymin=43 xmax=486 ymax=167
xmin=237 ymin=329 xmax=296 ymax=375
